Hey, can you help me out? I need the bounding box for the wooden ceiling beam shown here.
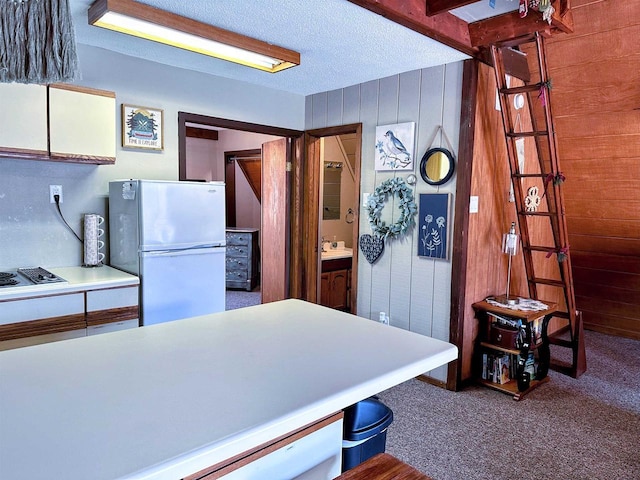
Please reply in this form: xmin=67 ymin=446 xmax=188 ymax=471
xmin=425 ymin=0 xmax=478 ymax=17
xmin=469 ymin=1 xmax=573 ymax=47
xmin=347 ymin=0 xmax=478 ymax=56
xmin=348 ymin=0 xmax=573 ymax=63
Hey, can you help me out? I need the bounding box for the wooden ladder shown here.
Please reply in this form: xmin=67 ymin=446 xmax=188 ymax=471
xmin=490 ymin=32 xmax=586 ymax=378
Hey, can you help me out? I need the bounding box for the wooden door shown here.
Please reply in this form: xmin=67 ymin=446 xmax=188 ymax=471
xmin=261 ymin=138 xmax=289 ymax=303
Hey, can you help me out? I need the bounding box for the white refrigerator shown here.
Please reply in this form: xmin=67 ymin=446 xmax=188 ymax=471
xmin=109 ymin=179 xmax=226 ymax=325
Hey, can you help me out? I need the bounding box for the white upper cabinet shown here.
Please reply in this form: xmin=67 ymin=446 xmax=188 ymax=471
xmin=0 ymin=83 xmax=116 ymax=164
xmin=49 ymin=85 xmax=116 ymax=163
xmin=0 ymin=83 xmax=48 ymax=155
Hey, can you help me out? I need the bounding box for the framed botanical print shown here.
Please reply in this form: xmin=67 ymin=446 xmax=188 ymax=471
xmin=122 ymin=104 xmax=164 ymax=151
xmin=418 ymin=193 xmax=452 ymax=260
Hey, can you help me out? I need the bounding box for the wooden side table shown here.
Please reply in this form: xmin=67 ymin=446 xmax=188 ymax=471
xmin=472 ymin=298 xmax=557 ymax=400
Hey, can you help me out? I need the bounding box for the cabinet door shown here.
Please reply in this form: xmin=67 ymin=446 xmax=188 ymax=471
xmin=0 ymin=83 xmax=48 ymax=155
xmin=320 ymin=272 xmax=330 ymax=307
xmin=329 ymin=270 xmax=348 ymax=310
xmin=49 ymin=85 xmax=116 ymax=162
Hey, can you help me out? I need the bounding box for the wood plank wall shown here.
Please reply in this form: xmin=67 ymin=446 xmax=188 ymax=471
xmin=459 ymin=61 xmax=567 ymax=382
xmin=545 ymin=0 xmax=640 ymax=339
xmin=306 ymin=64 xmax=462 ymax=383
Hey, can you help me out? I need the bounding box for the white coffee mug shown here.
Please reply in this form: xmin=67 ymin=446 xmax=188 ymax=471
xmin=97 ymin=252 xmax=105 ymax=264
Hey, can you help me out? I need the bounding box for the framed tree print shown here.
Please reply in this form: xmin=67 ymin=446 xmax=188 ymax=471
xmin=122 ymin=104 xmax=164 ymax=151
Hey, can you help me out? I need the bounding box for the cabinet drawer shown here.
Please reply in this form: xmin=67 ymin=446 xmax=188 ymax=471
xmin=86 ymin=286 xmax=138 ymax=312
xmin=226 ymin=256 xmax=249 ymax=270
xmin=227 ymin=245 xmax=249 ymax=257
xmin=87 ymin=319 xmax=138 ymax=336
xmin=226 ymin=233 xmax=251 ymax=246
xmin=0 ymin=293 xmax=84 ymax=326
xmin=0 ymin=329 xmax=86 ymax=352
xmin=226 ymin=270 xmax=248 ymax=282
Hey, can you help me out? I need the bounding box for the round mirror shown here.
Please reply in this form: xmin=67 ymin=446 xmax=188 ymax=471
xmin=419 ymin=147 xmax=455 ymax=186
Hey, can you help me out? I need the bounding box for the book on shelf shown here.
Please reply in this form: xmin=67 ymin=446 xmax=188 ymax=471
xmin=482 ymin=351 xmax=512 ymax=385
xmin=488 ymin=312 xmax=523 ymax=330
xmin=530 ymin=315 xmax=543 ymax=345
xmin=482 ymin=350 xmax=539 ymax=385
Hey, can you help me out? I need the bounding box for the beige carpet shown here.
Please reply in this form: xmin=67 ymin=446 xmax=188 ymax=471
xmin=377 ymin=330 xmax=640 ymax=480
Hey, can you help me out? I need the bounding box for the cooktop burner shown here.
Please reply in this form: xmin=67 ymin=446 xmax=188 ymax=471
xmin=0 ymin=267 xmax=66 ymax=288
xmin=0 ymin=272 xmax=19 ymax=287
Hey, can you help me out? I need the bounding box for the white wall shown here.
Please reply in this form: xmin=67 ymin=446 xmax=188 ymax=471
xmin=0 ymin=44 xmax=304 ymax=270
xmin=185 ymin=137 xmax=222 ymax=181
xmin=306 ymin=63 xmax=463 ymax=382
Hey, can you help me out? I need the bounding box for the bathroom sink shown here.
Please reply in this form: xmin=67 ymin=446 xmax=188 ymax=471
xmin=321 ymin=247 xmax=353 ymax=260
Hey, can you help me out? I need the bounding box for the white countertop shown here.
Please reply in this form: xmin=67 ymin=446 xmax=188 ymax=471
xmin=0 ymin=265 xmax=139 ymax=301
xmin=321 ymin=247 xmax=353 ymax=260
xmin=0 ymin=299 xmax=457 ymax=480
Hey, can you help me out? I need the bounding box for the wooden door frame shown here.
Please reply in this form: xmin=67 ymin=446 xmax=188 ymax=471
xmin=178 ymin=112 xmax=305 ymax=299
xmin=303 ymin=124 xmax=362 ymax=313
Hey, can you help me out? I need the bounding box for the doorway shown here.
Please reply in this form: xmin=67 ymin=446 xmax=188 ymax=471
xmin=178 ymin=112 xmax=304 ymax=306
xmin=304 ymin=124 xmax=362 ymax=314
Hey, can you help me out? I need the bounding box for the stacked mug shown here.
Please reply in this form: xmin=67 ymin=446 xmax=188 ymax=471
xmin=84 ymin=214 xmax=105 ymax=266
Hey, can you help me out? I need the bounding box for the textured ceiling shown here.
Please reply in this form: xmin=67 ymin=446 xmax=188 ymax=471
xmin=69 ymin=0 xmax=475 ymax=96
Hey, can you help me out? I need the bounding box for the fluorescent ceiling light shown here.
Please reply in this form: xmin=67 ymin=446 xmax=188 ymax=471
xmin=88 ymin=0 xmax=300 ymax=73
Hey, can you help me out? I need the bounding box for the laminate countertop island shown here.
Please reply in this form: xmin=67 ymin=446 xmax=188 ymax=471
xmin=0 ymin=299 xmax=457 ymax=480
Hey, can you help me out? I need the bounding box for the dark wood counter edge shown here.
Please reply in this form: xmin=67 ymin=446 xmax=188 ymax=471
xmin=0 ymin=314 xmax=86 ymax=341
xmin=86 ymin=306 xmax=139 ymax=327
xmin=184 ymin=412 xmax=344 ymax=480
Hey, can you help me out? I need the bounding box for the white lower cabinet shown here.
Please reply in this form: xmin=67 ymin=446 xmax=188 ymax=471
xmin=0 ymin=285 xmax=139 ymax=350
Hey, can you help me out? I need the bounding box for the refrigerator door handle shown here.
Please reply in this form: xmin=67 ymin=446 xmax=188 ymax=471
xmin=142 ymin=246 xmax=225 ymax=257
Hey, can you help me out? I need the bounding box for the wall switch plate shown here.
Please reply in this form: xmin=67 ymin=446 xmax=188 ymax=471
xmin=49 ymin=185 xmax=63 ymax=203
xmin=469 ymin=196 xmax=479 ymax=213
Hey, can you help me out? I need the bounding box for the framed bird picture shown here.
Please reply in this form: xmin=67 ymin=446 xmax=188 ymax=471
xmin=375 ymin=122 xmax=415 ymax=171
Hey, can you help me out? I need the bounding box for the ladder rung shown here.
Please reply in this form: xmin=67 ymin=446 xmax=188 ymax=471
xmin=517 ymin=211 xmax=557 ymax=217
xmin=512 ymin=173 xmax=547 ymax=178
xmin=507 ymin=131 xmax=548 ymax=138
xmin=529 ymin=277 xmax=565 ymax=287
xmin=493 ymin=35 xmax=536 ymax=49
xmin=549 ymin=337 xmax=573 ymax=348
xmin=525 ymin=246 xmax=557 ymax=252
xmin=499 ymin=83 xmax=544 ymax=95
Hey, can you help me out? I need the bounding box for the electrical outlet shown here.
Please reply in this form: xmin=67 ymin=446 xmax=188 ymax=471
xmin=49 ymin=185 xmax=63 ymax=204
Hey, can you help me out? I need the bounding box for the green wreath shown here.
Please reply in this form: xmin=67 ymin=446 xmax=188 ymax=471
xmin=366 ymin=177 xmax=417 ymax=240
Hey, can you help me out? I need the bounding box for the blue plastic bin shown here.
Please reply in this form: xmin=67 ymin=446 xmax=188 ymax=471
xmin=341 ymin=398 xmax=394 ymax=472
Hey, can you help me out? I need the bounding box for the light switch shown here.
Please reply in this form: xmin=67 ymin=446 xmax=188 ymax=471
xmin=362 ymin=193 xmax=370 ymax=209
xmin=469 ymin=196 xmax=479 ymax=213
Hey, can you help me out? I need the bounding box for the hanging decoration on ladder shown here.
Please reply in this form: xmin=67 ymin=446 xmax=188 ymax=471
xmin=541 ymin=171 xmax=566 ymax=199
xmin=520 ymin=0 xmax=555 ymax=23
xmin=546 ymin=245 xmax=570 ymax=263
xmin=0 ymin=0 xmax=80 ymax=84
xmin=538 ymin=79 xmax=552 ymax=106
xmin=525 ymin=186 xmax=541 ymax=212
